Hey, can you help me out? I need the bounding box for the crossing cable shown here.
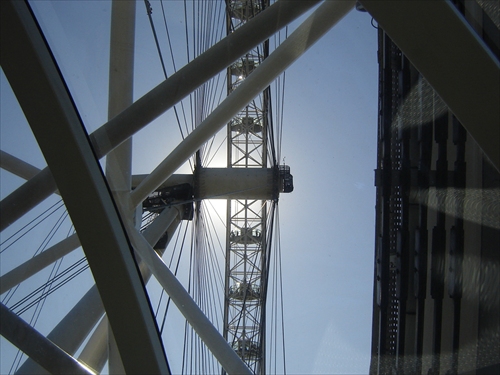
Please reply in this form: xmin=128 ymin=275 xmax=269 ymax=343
xmin=184 ymin=221 xmax=196 ymax=373
xmin=201 ymin=68 xmax=227 ymax=165
xmin=0 ymin=199 xmax=65 ymax=253
xmin=183 ymin=0 xmax=195 ymax=138
xmin=267 ymin=87 xmax=278 ymax=167
xmin=277 ymin=27 xmax=288 ymax=165
xmin=10 ymin=257 xmax=88 ymax=316
xmin=202 ymin=206 xmax=225 ymax=319
xmin=193 ymin=206 xmax=222 ymax=372
xmin=277 ymin=69 xmax=286 ymax=165
xmin=192 ymin=0 xmax=226 ymax=168
xmin=7 ymin=256 xmax=88 ymax=374
xmin=198 ymin=212 xmax=220 ymax=323
xmin=3 ymin=207 xmax=73 ymax=373
xmin=158 ymin=219 xmax=191 ymax=334
xmin=143 ymin=0 xmax=188 ymax=139
xmin=8 ymin=229 xmax=65 ymax=373
xmin=201 ymin=0 xmax=225 ymax=116
xmin=226 ymin=207 xmax=268 ymax=370
xmin=259 ymin=201 xmax=276 ymax=371
xmin=176 ymin=200 xmax=226 ymax=373
xmin=2 ymin=207 xmax=69 ymax=305
xmin=204 ymin=201 xmax=226 ymax=282
xmin=270 ymin=205 xmax=279 ymax=374
xmin=27 ymin=210 xmax=71 ymax=326
xmin=144 ymin=0 xmax=168 ymax=79
xmin=158 ymin=0 xmax=192 ymax=144
xmin=143 ymin=0 xmax=193 ymax=172
xmin=277 ymin=208 xmax=287 ymax=374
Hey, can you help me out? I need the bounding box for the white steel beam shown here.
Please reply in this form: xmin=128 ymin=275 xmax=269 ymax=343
xmin=89 ymin=0 xmax=321 ymax=159
xmin=0 ymin=233 xmax=80 ymax=294
xmin=76 ymin=209 xmax=181 ymax=373
xmin=0 ymin=150 xmax=41 ymax=181
xmin=130 ymin=0 xmax=356 ymax=207
xmin=126 ymin=226 xmax=253 ymax=375
xmin=360 ymin=0 xmax=500 ymax=171
xmin=16 ymin=207 xmax=180 ymax=374
xmin=132 ymin=173 xmax=193 ymax=189
xmin=0 ymin=1 xmax=169 ymax=374
xmin=105 ymin=0 xmax=135 ymax=199
xmin=0 ymin=167 xmax=57 ymax=231
xmin=0 ymin=0 xmax=320 ymax=232
xmin=105 ymin=1 xmax=136 ymax=372
xmin=15 ymin=286 xmax=104 ymax=374
xmin=77 ymin=317 xmax=109 ymax=373
xmin=0 ymin=303 xmax=95 ymax=375
xmin=196 ymin=168 xmax=277 ymax=200
xmin=0 ymin=205 xmax=179 ymax=297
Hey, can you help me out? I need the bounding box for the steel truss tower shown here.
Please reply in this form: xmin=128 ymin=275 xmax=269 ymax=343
xmin=223 ymin=1 xmax=272 ymax=372
xmin=0 ymin=1 xmax=363 ymax=374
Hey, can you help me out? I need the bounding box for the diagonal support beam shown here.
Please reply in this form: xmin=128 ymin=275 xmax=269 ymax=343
xmin=124 ymin=1 xmax=355 ymax=371
xmin=0 ymin=233 xmax=80 ymax=294
xmin=15 ymin=207 xmax=180 ymax=374
xmin=0 ymin=1 xmax=169 ymax=374
xmin=0 ymin=0 xmax=320 ymax=232
xmin=105 ymin=1 xmax=136 ymax=371
xmin=361 ymin=0 xmax=500 ymax=171
xmin=0 ymin=150 xmax=42 ymax=181
xmin=0 ymin=303 xmax=95 ymax=375
xmin=130 ymin=0 xmax=356 ymax=206
xmin=126 ymin=226 xmax=253 ymax=375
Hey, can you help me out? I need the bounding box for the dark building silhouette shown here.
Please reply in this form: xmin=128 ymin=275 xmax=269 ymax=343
xmin=370 ymin=1 xmax=500 ymax=374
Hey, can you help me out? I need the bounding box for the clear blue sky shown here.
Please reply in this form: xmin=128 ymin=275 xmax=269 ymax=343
xmin=1 ymin=1 xmax=378 ymax=374
xmin=278 ymin=7 xmax=377 ymax=373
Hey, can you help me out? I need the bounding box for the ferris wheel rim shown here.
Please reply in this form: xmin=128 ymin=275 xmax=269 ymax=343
xmin=0 ymin=1 xmax=356 ymax=374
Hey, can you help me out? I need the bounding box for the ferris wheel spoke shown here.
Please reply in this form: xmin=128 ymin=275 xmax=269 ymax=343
xmin=0 ymin=167 xmax=58 ymax=233
xmin=0 ymin=150 xmax=43 ymax=182
xmin=131 ymin=21 xmax=328 ymax=208
xmin=15 ymin=205 xmax=183 ymax=374
xmin=15 ymin=283 xmax=104 ymax=374
xmin=0 ymin=0 xmax=318 ymax=235
xmin=0 ymin=303 xmax=94 ymax=375
xmin=126 ymin=223 xmax=252 ymax=375
xmin=0 ymin=0 xmax=339 ymax=373
xmin=0 ymin=233 xmax=80 ymax=295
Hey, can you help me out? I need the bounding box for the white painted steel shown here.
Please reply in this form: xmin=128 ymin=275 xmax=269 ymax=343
xmin=105 ymin=2 xmax=136 ymax=372
xmin=0 ymin=233 xmax=80 ymax=294
xmin=0 ymin=150 xmax=41 ymax=181
xmin=42 ymin=207 xmax=181 ymax=373
xmin=130 ymin=0 xmax=356 ymax=208
xmin=78 ymin=317 xmax=109 ymax=373
xmin=1 ymin=1 xmax=354 ymax=373
xmin=126 ymin=226 xmax=253 ymax=375
xmin=0 ymin=167 xmax=57 ymax=231
xmin=0 ymin=303 xmax=96 ymax=375
xmin=15 ymin=286 xmax=105 ymax=374
xmin=197 ymin=168 xmax=276 ymax=200
xmin=0 ymin=0 xmax=320 ymax=233
xmin=1 ymin=1 xmax=170 ymax=373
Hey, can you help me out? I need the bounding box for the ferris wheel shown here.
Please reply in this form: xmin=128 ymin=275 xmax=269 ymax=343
xmin=0 ymin=1 xmax=355 ymax=374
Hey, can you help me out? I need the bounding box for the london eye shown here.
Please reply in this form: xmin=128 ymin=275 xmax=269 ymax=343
xmin=0 ymin=1 xmax=357 ymax=374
